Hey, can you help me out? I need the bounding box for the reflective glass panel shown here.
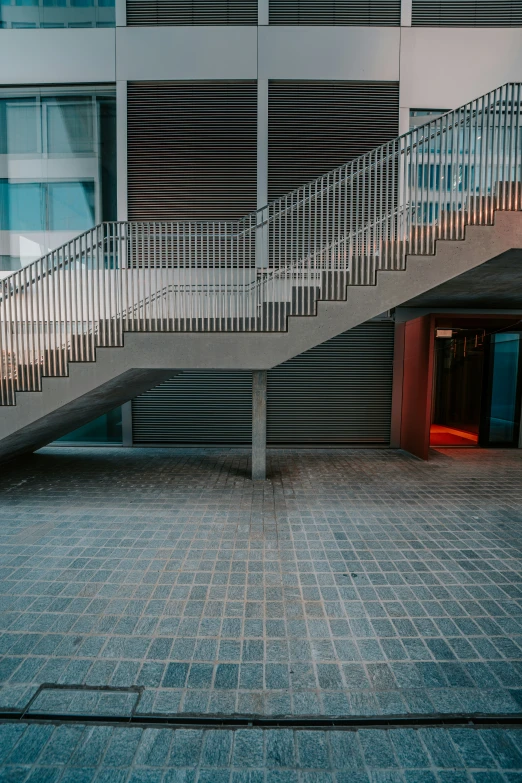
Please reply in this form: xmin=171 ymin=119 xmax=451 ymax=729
xmin=57 ymin=408 xmax=122 ymax=443
xmin=0 ymin=0 xmax=114 ymax=27
xmin=46 ymin=99 xmax=94 ymax=155
xmin=5 ymin=99 xmax=38 ymax=154
xmin=48 ymin=181 xmax=95 ymax=230
xmin=488 ymin=333 xmax=521 ymax=444
xmin=0 ymin=86 xmax=116 ymax=271
xmin=0 ymin=181 xmax=45 ymax=231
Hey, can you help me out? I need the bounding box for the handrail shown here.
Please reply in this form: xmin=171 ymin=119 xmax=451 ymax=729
xmin=1 ymin=82 xmax=521 ymax=404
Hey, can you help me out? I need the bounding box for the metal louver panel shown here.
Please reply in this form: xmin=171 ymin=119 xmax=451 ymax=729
xmin=269 ymin=0 xmax=400 ymax=25
xmin=268 ymin=81 xmax=400 ymax=201
xmin=126 ymin=0 xmax=257 ymax=26
xmin=132 ymin=321 xmax=395 ymax=446
xmin=412 ymin=1 xmax=522 ymax=26
xmin=267 ymin=321 xmax=394 ymax=445
xmin=132 ymin=371 xmax=253 ymax=445
xmin=127 ymin=82 xmax=257 ymax=222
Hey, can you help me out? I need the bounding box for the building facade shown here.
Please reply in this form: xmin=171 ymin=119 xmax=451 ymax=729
xmin=2 ymin=0 xmax=522 ymax=452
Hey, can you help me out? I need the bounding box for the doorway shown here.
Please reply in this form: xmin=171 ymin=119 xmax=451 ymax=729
xmin=430 ymin=325 xmax=522 ymax=449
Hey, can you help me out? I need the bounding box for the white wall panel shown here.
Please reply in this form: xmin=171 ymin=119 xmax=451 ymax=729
xmin=401 ymin=0 xmax=412 ymax=25
xmin=258 ymin=26 xmax=400 ymax=80
xmin=0 ymin=29 xmax=116 ymax=84
xmin=116 ymin=26 xmax=257 ymax=80
xmin=400 ymin=27 xmax=522 ymax=109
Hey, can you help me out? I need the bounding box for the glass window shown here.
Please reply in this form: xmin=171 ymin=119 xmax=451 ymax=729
xmin=48 ymin=181 xmax=95 ymax=230
xmin=0 ymin=181 xmax=45 ymax=231
xmin=0 ymin=86 xmax=116 ymax=270
xmin=487 ymin=333 xmax=521 ymax=444
xmin=0 ymin=0 xmax=114 ymax=26
xmin=4 ymin=99 xmax=39 ymax=155
xmin=46 ymin=99 xmax=94 ymax=155
xmin=57 ymin=407 xmax=122 ymax=443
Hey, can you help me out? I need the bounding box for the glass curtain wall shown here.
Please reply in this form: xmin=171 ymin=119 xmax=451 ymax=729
xmin=0 ymin=0 xmax=114 ymax=29
xmin=57 ymin=407 xmax=123 ymax=444
xmin=0 ymin=85 xmax=116 ymax=273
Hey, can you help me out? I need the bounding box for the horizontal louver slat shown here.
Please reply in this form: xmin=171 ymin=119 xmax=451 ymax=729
xmin=126 ymin=0 xmax=257 ymax=26
xmin=412 ymin=1 xmax=522 ymax=26
xmin=267 ymin=321 xmax=394 ymax=445
xmin=127 ymin=82 xmax=257 ymax=222
xmin=268 ymin=81 xmax=400 ymax=201
xmin=132 ymin=321 xmax=395 ymax=446
xmin=132 ymin=371 xmax=253 ymax=445
xmin=269 ymin=0 xmax=400 ymax=25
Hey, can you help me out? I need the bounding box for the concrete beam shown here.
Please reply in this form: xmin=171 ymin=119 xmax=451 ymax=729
xmin=252 ymin=370 xmax=267 ymax=480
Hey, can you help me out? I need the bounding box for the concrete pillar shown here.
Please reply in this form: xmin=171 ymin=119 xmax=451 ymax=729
xmin=519 ymin=391 xmax=522 ymax=449
xmin=252 ymin=370 xmax=267 ymax=480
xmin=121 ymin=401 xmax=133 ymax=447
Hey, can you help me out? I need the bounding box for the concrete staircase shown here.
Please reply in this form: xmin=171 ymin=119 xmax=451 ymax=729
xmin=1 ymin=210 xmax=521 ymax=461
xmin=2 ymin=82 xmax=522 ymax=462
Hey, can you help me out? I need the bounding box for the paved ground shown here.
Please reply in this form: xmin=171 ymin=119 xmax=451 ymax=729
xmin=1 ymin=722 xmax=522 ymax=782
xmin=0 ymin=447 xmax=521 ymax=719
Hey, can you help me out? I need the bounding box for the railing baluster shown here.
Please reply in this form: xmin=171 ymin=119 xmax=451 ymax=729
xmin=1 ymin=84 xmax=521 ymax=406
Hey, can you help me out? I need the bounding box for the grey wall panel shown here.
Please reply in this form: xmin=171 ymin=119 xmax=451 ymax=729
xmin=0 ymin=29 xmax=115 ymax=85
xmin=269 ymin=0 xmax=400 ymax=25
xmin=127 ymin=0 xmax=257 ymax=26
xmin=412 ymin=1 xmax=522 ymax=26
xmin=132 ymin=321 xmax=395 ymax=446
xmin=127 ymin=81 xmax=257 ymax=221
xmin=116 ymin=27 xmax=258 ymax=81
xmin=400 ymin=28 xmax=522 ymax=110
xmin=258 ymin=27 xmax=400 ymax=81
xmin=268 ymin=80 xmax=399 ymax=201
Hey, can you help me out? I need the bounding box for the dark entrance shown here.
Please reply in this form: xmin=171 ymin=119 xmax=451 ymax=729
xmin=430 ymin=322 xmax=522 ymax=449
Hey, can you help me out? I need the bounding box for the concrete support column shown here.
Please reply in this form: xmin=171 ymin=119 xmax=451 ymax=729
xmin=252 ymin=370 xmax=267 ymax=480
xmin=519 ymin=390 xmax=522 ymax=448
xmin=121 ymin=401 xmax=133 ymax=447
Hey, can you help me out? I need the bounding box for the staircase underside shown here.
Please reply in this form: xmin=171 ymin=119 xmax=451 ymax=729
xmin=1 ymin=211 xmax=522 ymax=462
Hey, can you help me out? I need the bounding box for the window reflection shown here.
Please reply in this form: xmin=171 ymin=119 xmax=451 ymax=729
xmin=0 ymin=0 xmax=114 ymax=27
xmin=47 ymin=99 xmax=95 ymax=155
xmin=487 ymin=334 xmax=521 ymax=444
xmin=0 ymin=86 xmax=116 ymax=273
xmin=5 ymin=100 xmax=38 ymax=154
xmin=48 ymin=181 xmax=95 ymax=229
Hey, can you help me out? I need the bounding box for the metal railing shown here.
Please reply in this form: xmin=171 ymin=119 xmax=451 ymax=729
xmin=1 ymin=83 xmax=522 ymax=404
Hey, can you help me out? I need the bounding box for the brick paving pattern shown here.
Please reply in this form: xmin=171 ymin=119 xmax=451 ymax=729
xmin=0 ymin=447 xmax=521 ymax=719
xmin=1 ymin=722 xmax=522 ymax=781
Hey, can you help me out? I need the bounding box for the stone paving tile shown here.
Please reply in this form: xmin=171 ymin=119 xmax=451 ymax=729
xmin=0 ymin=447 xmax=521 ymax=717
xmin=0 ymin=722 xmax=521 ymax=780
